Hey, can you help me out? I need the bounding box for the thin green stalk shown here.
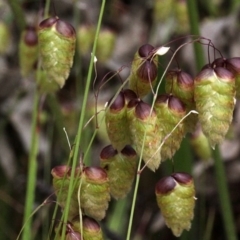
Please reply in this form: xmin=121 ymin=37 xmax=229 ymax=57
xmin=184 ymin=2 xmax=205 ymax=240
xmin=22 ymin=89 xmax=40 ymax=240
xmin=42 ymin=122 xmax=54 ymax=239
xmin=212 ymin=146 xmax=237 ymax=240
xmin=61 ymin=0 xmax=106 ymax=238
xmin=203 ymin=208 xmax=215 ymax=240
xmin=7 ymin=0 xmax=26 ymax=31
xmin=44 ymin=0 xmax=51 ymax=18
xmin=126 ymin=166 xmax=141 ymax=240
xmin=186 ymin=0 xmax=205 ymax=71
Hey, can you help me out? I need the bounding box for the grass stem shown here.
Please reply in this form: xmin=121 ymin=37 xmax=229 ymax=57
xmin=60 ymin=0 xmax=106 ymax=238
xmin=21 ymin=89 xmax=40 ymax=240
xmin=7 ymin=0 xmax=26 ymax=31
xmin=212 ymin=146 xmax=237 ymax=240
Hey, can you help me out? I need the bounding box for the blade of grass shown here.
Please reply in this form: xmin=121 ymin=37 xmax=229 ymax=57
xmin=60 ymin=0 xmax=106 ymax=238
xmin=22 ymin=1 xmax=51 ymax=238
xmin=7 ymin=0 xmax=26 ymax=31
xmin=183 ymin=1 xmax=205 ymax=240
xmin=212 ymin=146 xmax=237 ymax=240
xmin=21 ymin=88 xmax=40 ymax=240
xmin=186 ymin=0 xmax=205 ymax=71
xmin=126 ymin=162 xmax=141 ymax=240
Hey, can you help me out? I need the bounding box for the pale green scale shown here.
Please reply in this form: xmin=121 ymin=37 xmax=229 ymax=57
xmin=128 ymin=53 xmax=158 ymax=98
xmin=156 ymin=180 xmax=195 ymax=237
xmin=154 ymin=102 xmax=185 ymax=161
xmin=19 ymin=31 xmax=38 ymax=77
xmin=100 ymin=150 xmax=137 ymax=199
xmin=52 ymin=176 xmax=81 ymax=221
xmin=80 ymin=173 xmax=110 ymax=221
xmin=127 ymin=104 xmax=161 ymax=171
xmin=105 ymin=104 xmax=131 ymax=151
xmin=38 ymin=24 xmax=75 ymax=88
xmin=195 ymin=72 xmax=235 ymax=148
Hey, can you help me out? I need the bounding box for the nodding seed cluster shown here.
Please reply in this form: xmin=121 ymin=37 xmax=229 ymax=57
xmin=50 ymin=40 xmax=240 ymax=237
xmin=103 ymin=43 xmax=239 ymax=236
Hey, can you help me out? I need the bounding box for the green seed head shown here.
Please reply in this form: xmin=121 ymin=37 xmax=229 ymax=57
xmin=51 ymin=165 xmax=81 ymax=220
xmin=165 ymin=69 xmax=194 ymax=105
xmin=96 ymin=27 xmax=116 ymax=63
xmin=165 ymin=69 xmax=197 ymax=133
xmin=0 ymin=21 xmax=11 ymax=54
xmin=82 ymin=216 xmax=103 ymax=240
xmin=190 ymin=123 xmax=212 ymax=160
xmin=153 ymin=0 xmax=174 ymax=23
xmin=105 ymin=92 xmax=131 ymax=151
xmin=128 ymin=44 xmax=158 ymax=98
xmin=194 ymin=65 xmax=235 ymax=148
xmin=155 ymin=94 xmax=186 ymax=161
xmin=19 ymin=26 xmax=39 ymax=77
xmin=127 ymin=100 xmax=162 ymax=171
xmin=77 ymin=24 xmax=95 ymax=56
xmin=70 ymin=216 xmax=103 ymax=240
xmin=55 ymin=221 xmax=82 ymax=240
xmin=155 ymin=172 xmax=195 ymax=237
xmin=80 ymin=166 xmax=110 ymax=221
xmin=38 ymin=16 xmax=76 ymax=88
xmin=100 ymin=144 xmax=138 ymax=199
xmin=174 ymin=0 xmax=189 ymax=34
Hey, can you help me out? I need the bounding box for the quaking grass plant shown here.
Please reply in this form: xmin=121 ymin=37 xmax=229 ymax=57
xmin=6 ymin=0 xmax=238 ymax=239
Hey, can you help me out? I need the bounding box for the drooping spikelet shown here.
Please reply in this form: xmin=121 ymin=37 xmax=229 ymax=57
xmin=38 ymin=16 xmax=76 ymax=88
xmin=35 ymin=69 xmax=59 ymax=94
xmin=96 ymin=27 xmax=116 ymax=63
xmin=19 ymin=26 xmax=38 ymax=77
xmin=154 ymin=94 xmax=186 ymax=161
xmin=127 ymin=99 xmax=161 ymax=171
xmin=55 ymin=221 xmax=82 ymax=240
xmin=128 ymin=44 xmax=158 ymax=98
xmin=194 ymin=64 xmax=235 ymax=148
xmin=100 ymin=144 xmax=138 ymax=199
xmin=80 ymin=167 xmax=110 ymax=221
xmin=105 ymin=91 xmax=131 ymax=151
xmin=189 ymin=123 xmax=212 ymax=160
xmin=153 ymin=0 xmax=174 ymax=23
xmin=51 ymin=165 xmax=80 ymax=220
xmin=81 ymin=216 xmax=103 ymax=240
xmin=155 ymin=172 xmax=196 ymax=237
xmin=52 ymin=165 xmax=110 ymax=221
xmin=213 ymin=57 xmax=240 ymax=99
xmin=77 ymin=24 xmax=95 ymax=57
xmin=69 ymin=216 xmax=103 ymax=240
xmin=174 ymin=0 xmax=189 ymax=34
xmin=0 ymin=21 xmax=11 ymax=54
xmin=165 ymin=69 xmax=197 ymax=133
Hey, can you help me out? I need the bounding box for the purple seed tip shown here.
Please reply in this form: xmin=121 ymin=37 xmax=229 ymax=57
xmin=155 ymin=176 xmax=176 ymax=194
xmin=138 ymin=44 xmax=155 ymax=58
xmin=171 ymin=172 xmax=192 ymax=184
